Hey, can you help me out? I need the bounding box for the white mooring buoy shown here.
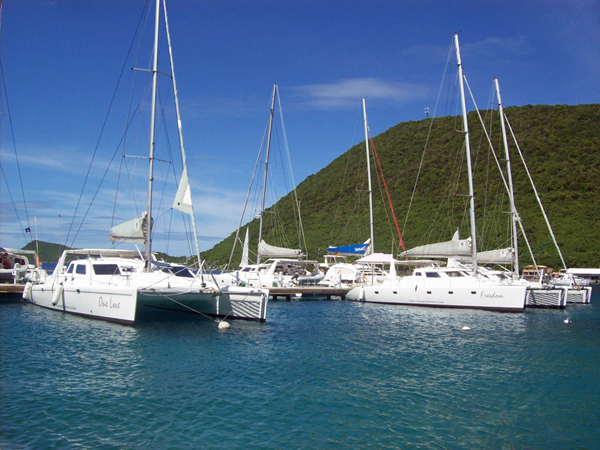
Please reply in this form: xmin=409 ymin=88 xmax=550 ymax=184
xmin=462 ymin=326 xmax=471 ymax=331
xmin=218 ymin=321 xmax=231 ymax=330
xmin=564 ymin=318 xmax=572 ymax=324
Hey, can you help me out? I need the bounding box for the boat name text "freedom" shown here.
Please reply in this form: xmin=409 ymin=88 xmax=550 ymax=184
xmin=480 ymin=292 xmax=505 ymax=299
xmin=99 ymin=297 xmax=121 ymax=309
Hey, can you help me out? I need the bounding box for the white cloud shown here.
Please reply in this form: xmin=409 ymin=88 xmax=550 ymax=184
xmin=290 ymin=78 xmax=431 ymax=110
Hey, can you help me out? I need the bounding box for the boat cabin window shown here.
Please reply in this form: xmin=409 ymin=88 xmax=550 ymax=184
xmin=75 ymin=265 xmax=86 ymax=275
xmin=415 ymin=272 xmax=422 ymax=276
xmin=93 ymin=264 xmax=121 ymax=276
xmin=425 ymin=272 xmax=441 ymax=278
xmin=447 ymin=271 xmax=464 ymax=278
xmin=161 ymin=266 xmax=194 ymax=278
xmin=66 ymin=264 xmax=74 ymax=274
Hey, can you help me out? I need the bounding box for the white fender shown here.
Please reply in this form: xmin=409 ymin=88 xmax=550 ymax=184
xmin=51 ymin=284 xmax=64 ymax=306
xmin=23 ymin=282 xmax=33 ymax=301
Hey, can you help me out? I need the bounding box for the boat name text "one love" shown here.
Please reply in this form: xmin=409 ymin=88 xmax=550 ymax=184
xmin=99 ymin=297 xmax=121 ymax=309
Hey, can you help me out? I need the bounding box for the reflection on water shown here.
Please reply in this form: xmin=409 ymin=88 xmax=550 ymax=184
xmin=1 ymin=298 xmax=599 ymax=449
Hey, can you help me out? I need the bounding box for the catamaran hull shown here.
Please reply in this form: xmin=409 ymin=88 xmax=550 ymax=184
xmin=25 ymin=283 xmax=139 ymax=325
xmin=24 ymin=283 xmax=269 ymax=325
xmin=136 ymin=287 xmax=269 ymax=321
xmin=346 ymin=284 xmax=527 ymax=312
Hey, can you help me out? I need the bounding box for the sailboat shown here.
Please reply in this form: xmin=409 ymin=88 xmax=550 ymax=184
xmin=318 ymin=98 xmax=388 ymax=289
xmin=216 ymin=84 xmax=319 ymax=289
xmin=23 ymin=0 xmax=269 ymax=324
xmin=346 ymin=34 xmax=527 ymax=312
xmin=490 ymin=78 xmax=591 ymax=306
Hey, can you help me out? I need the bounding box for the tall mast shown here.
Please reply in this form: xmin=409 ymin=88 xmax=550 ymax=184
xmin=257 ymin=83 xmax=277 ymax=264
xmin=363 ymin=98 xmax=374 ymax=253
xmin=162 ymin=0 xmax=202 ymax=269
xmin=145 ymin=0 xmax=161 ymax=271
xmin=454 ymin=33 xmax=478 ymax=273
xmin=495 ymin=78 xmax=519 ymax=276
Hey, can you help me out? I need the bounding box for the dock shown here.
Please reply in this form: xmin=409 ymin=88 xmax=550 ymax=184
xmin=0 ymin=283 xmax=25 ymax=302
xmin=0 ymin=283 xmax=25 ymax=294
xmin=269 ymin=286 xmax=350 ymax=300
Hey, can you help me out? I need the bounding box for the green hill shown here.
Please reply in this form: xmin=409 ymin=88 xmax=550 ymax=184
xmin=21 ymin=240 xmax=188 ymax=265
xmin=202 ymin=104 xmax=600 ymax=270
xmin=21 ymin=240 xmax=69 ymax=263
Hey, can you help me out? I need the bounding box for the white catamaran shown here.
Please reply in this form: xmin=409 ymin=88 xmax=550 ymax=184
xmin=23 ymin=0 xmax=268 ymax=325
xmin=346 ymin=34 xmax=527 ymax=312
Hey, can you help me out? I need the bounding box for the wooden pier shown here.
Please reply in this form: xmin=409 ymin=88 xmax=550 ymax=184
xmin=0 ymin=283 xmax=25 ymax=302
xmin=0 ymin=283 xmax=25 ymax=294
xmin=269 ymin=286 xmax=350 ymax=300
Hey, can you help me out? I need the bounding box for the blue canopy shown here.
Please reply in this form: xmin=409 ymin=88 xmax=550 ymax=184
xmin=327 ymin=243 xmax=369 ymax=256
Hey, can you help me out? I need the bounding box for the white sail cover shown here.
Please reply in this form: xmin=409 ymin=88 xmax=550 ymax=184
xmin=399 ymin=230 xmax=472 ymax=259
xmin=257 ymin=240 xmax=302 ymax=258
xmin=457 ymin=247 xmax=514 ymax=264
xmin=173 ymin=168 xmax=193 ymax=215
xmin=109 ymin=213 xmax=148 ymax=243
xmin=355 ymin=253 xmax=397 ymax=264
xmin=240 ymin=228 xmax=249 ymax=266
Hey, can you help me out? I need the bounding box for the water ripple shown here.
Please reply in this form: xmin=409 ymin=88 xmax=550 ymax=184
xmin=1 ymin=299 xmax=599 ymax=449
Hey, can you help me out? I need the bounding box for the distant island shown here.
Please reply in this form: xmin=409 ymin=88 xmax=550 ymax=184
xmin=20 ymin=240 xmax=188 ymax=265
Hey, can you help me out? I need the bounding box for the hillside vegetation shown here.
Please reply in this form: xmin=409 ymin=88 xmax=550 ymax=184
xmin=202 ymin=104 xmax=600 ymax=270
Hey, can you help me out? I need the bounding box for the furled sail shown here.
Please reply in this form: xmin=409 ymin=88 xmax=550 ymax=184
xmin=399 ymin=229 xmax=471 ymax=259
xmin=257 ymin=240 xmax=302 ymax=258
xmin=327 ymin=240 xmax=370 ymax=256
xmin=109 ymin=212 xmax=149 ymax=243
xmin=240 ymin=228 xmax=249 ymax=266
xmin=173 ymin=168 xmax=193 ymax=215
xmin=457 ymin=247 xmax=514 ymax=264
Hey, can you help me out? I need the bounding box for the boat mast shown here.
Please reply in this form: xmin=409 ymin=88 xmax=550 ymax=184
xmin=504 ymin=118 xmax=568 ymax=271
xmin=257 ymin=83 xmax=277 ymax=264
xmin=495 ymin=78 xmax=519 ymax=276
xmin=363 ymin=98 xmax=375 ymax=254
xmin=144 ymin=0 xmax=161 ymax=272
xmin=162 ymin=0 xmax=202 ymax=269
xmin=454 ymin=33 xmax=478 ymax=273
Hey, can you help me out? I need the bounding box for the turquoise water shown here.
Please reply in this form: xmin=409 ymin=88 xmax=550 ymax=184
xmin=1 ymin=295 xmax=599 ymax=449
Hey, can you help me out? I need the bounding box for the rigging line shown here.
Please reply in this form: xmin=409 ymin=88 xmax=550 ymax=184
xmin=226 ymin=118 xmax=270 ymax=269
xmin=276 ymin=88 xmax=305 ymax=252
xmin=480 ymin=82 xmax=497 ymax=246
xmin=65 ymin=4 xmax=148 ymax=248
xmin=70 ymin=107 xmax=143 ymax=248
xmin=112 ymin=5 xmax=150 ymax=230
xmin=464 ymin=76 xmax=519 ymax=246
xmin=328 ymin=107 xmax=364 ymax=246
xmin=368 ymin=129 xmax=405 ymax=252
xmin=504 ymin=113 xmax=567 ymax=270
xmin=0 ymin=162 xmax=28 ymax=242
xmin=402 ymin=39 xmax=454 ymax=239
xmin=111 ymin=104 xmax=141 ymax=230
xmin=163 ymin=0 xmax=202 ymax=267
xmin=0 ymin=60 xmax=31 ymax=238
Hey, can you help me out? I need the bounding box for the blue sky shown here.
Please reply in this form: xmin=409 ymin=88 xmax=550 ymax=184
xmin=1 ymin=0 xmax=599 ymax=257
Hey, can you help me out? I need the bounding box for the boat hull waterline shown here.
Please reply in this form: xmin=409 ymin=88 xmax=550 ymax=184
xmin=24 ymin=282 xmax=268 ymax=325
xmin=347 ymin=281 xmax=527 ymax=312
